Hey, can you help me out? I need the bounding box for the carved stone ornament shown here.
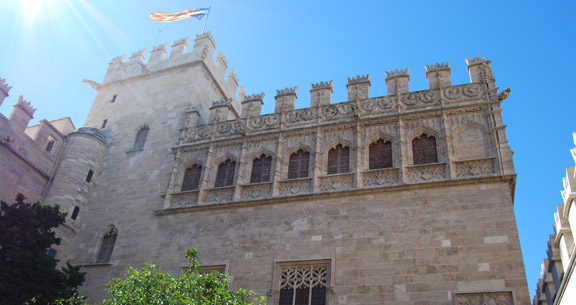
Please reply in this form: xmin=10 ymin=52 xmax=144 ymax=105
xmin=280 ymin=265 xmax=328 ymax=290
xmin=454 ymin=159 xmax=494 ymax=177
xmin=278 ymin=179 xmax=313 ymax=196
xmin=455 ymin=292 xmax=513 ymax=305
xmin=170 ymin=191 xmax=199 ymax=207
xmin=363 ymin=168 xmax=399 ymax=186
xmin=319 ymin=173 xmax=354 ymax=191
xmin=443 ymin=83 xmax=483 ymax=101
xmin=406 ymin=163 xmax=445 ymax=182
xmin=203 ymin=188 xmax=234 ymax=203
xmin=241 ymin=183 xmax=272 ymax=200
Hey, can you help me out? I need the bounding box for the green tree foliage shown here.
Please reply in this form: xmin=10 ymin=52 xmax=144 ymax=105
xmin=56 ymin=248 xmax=265 ymax=305
xmin=0 ymin=194 xmax=85 ymax=305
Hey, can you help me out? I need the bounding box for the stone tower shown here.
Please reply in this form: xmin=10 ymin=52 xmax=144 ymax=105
xmin=63 ymin=34 xmax=529 ymax=305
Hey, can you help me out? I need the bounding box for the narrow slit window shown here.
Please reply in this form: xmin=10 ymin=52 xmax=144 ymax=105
xmin=86 ymin=170 xmax=94 ymax=183
xmin=45 ymin=139 xmax=55 ymax=152
xmin=71 ymin=206 xmax=80 ymax=221
xmin=101 ymin=119 xmax=108 ymax=129
xmin=111 ymin=95 xmax=117 ymax=103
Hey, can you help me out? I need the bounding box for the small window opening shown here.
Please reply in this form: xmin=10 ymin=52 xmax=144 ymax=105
xmin=71 ymin=206 xmax=80 ymax=220
xmin=86 ymin=170 xmax=94 ymax=183
xmin=47 ymin=249 xmax=56 ymax=257
xmin=101 ymin=119 xmax=108 ymax=129
xmin=111 ymin=95 xmax=117 ymax=103
xmin=45 ymin=139 xmax=55 ymax=152
xmin=133 ymin=125 xmax=150 ymax=150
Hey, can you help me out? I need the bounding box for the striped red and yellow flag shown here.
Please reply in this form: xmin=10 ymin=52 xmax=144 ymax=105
xmin=149 ymin=8 xmax=209 ymax=22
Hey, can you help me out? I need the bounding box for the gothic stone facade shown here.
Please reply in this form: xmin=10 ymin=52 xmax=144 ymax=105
xmin=532 ymin=133 xmax=576 ymax=305
xmin=15 ymin=33 xmax=530 ymax=304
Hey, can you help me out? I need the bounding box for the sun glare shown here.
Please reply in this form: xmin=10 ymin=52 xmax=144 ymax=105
xmin=20 ymin=0 xmax=58 ymax=21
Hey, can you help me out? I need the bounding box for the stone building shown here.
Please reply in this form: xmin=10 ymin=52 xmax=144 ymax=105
xmin=532 ymin=133 xmax=576 ymax=305
xmin=1 ymin=33 xmax=530 ymax=305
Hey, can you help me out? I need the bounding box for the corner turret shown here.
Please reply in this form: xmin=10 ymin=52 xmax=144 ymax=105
xmin=191 ymin=33 xmax=216 ymax=60
xmin=9 ymin=96 xmax=36 ymax=132
xmin=0 ymin=77 xmax=12 ymax=107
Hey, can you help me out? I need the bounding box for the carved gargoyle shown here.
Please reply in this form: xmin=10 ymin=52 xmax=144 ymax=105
xmin=82 ymin=79 xmax=101 ymax=90
xmin=498 ymin=87 xmax=511 ymax=101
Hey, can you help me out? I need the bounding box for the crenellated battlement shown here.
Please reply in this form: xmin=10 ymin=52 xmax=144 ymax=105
xmin=99 ymin=33 xmax=238 ymax=104
xmin=180 ymin=56 xmax=502 ymax=145
xmin=0 ymin=77 xmax=12 ymax=107
xmin=15 ymin=96 xmax=36 ymax=117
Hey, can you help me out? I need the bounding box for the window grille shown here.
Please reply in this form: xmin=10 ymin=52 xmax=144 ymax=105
xmin=251 ymin=154 xmax=272 ymax=183
xmin=279 ymin=265 xmax=328 ymax=305
xmin=215 ymin=159 xmax=236 ymax=187
xmin=181 ymin=164 xmax=202 ymax=191
xmin=369 ymin=139 xmax=392 ymax=169
xmin=327 ymin=144 xmax=349 ymax=174
xmin=288 ymin=150 xmax=310 ymax=179
xmin=412 ymin=134 xmax=438 ymax=165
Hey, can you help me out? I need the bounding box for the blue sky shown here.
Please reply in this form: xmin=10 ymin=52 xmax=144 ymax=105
xmin=1 ymin=0 xmax=575 ymax=298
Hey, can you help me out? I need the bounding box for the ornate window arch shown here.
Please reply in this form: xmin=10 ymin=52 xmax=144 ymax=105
xmin=96 ymin=226 xmax=118 ymax=263
xmin=412 ymin=134 xmax=438 ymax=165
xmin=251 ymin=154 xmax=273 ymax=183
xmin=288 ymin=149 xmax=310 ymax=179
xmin=215 ymin=159 xmax=236 ymax=187
xmin=181 ymin=164 xmax=203 ymax=191
xmin=368 ymin=139 xmax=392 ymax=169
xmin=278 ymin=263 xmax=329 ymax=305
xmin=133 ymin=125 xmax=149 ymax=150
xmin=327 ymin=144 xmax=349 ymax=174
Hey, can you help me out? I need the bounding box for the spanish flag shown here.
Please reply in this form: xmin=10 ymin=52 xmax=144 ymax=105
xmin=149 ymin=8 xmax=209 ymax=22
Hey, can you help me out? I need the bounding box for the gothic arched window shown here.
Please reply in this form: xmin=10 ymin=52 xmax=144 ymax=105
xmin=133 ymin=125 xmax=149 ymax=150
xmin=327 ymin=144 xmax=349 ymax=174
xmin=215 ymin=159 xmax=236 ymax=187
xmin=412 ymin=134 xmax=438 ymax=165
xmin=181 ymin=164 xmax=203 ymax=191
xmin=369 ymin=139 xmax=392 ymax=169
xmin=96 ymin=227 xmax=118 ymax=264
xmin=251 ymin=154 xmax=272 ymax=183
xmin=288 ymin=149 xmax=310 ymax=179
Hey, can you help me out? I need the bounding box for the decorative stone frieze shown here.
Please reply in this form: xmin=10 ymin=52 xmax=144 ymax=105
xmin=203 ymin=187 xmax=234 ymax=203
xmin=241 ymin=182 xmax=272 ymax=200
xmin=278 ymin=178 xmax=313 ymax=196
xmin=405 ymin=163 xmax=445 ymax=182
xmin=455 ymin=292 xmax=513 ymax=305
xmin=319 ymin=173 xmax=355 ymax=191
xmin=170 ymin=191 xmax=199 ymax=207
xmin=362 ymin=168 xmax=399 ymax=187
xmin=454 ymin=158 xmax=494 ymax=177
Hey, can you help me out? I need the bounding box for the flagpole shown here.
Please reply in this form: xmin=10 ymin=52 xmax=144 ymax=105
xmin=202 ymin=7 xmax=211 ymax=34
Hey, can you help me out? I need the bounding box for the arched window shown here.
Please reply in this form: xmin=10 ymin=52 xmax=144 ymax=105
xmin=412 ymin=134 xmax=438 ymax=165
xmin=369 ymin=139 xmax=393 ymax=169
xmin=97 ymin=227 xmax=118 ymax=264
xmin=288 ymin=149 xmax=310 ymax=179
xmin=327 ymin=144 xmax=349 ymax=174
xmin=71 ymin=206 xmax=80 ymax=221
xmin=133 ymin=125 xmax=149 ymax=150
xmin=215 ymin=159 xmax=236 ymax=187
xmin=181 ymin=164 xmax=202 ymax=191
xmin=251 ymin=154 xmax=272 ymax=183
